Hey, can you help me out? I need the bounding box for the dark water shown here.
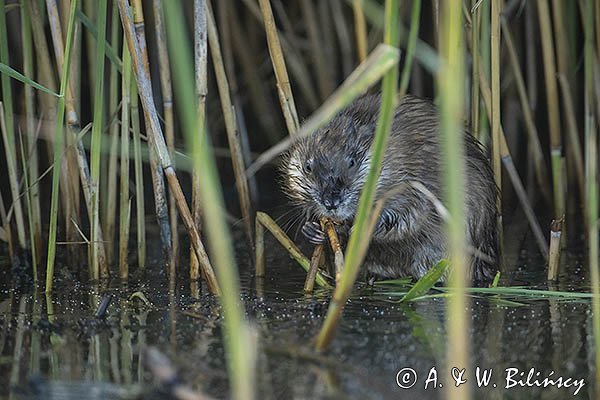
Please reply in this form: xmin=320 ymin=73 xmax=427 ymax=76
xmin=0 ymin=234 xmax=595 ymax=400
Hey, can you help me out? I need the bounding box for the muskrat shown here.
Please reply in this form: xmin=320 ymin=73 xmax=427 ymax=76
xmin=280 ymin=94 xmax=498 ymax=283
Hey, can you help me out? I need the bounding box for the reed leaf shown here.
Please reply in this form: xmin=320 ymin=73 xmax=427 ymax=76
xmin=315 ymin=0 xmax=400 ymax=352
xmin=45 ymin=0 xmax=79 ymax=293
xmin=0 ymin=63 xmax=60 ymax=97
xmin=163 ymin=2 xmax=254 ymax=398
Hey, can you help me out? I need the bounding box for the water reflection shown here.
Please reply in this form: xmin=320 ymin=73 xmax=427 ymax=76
xmin=0 ymin=250 xmax=595 ymax=399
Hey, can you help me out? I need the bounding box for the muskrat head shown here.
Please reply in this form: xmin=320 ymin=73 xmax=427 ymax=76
xmin=281 ymin=123 xmax=372 ymax=223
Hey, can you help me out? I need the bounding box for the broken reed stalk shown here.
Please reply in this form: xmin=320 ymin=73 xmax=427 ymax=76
xmin=118 ymin=0 xmax=219 ymax=295
xmin=321 ymin=219 xmax=344 ymax=283
xmin=119 ymin=41 xmax=133 ymax=279
xmin=305 ymin=244 xmax=324 ymax=293
xmin=206 ymin=1 xmax=255 ymax=248
xmin=257 ymin=0 xmax=300 ymax=135
xmin=438 ymin=1 xmax=470 ymax=399
xmin=0 ymin=0 xmax=27 ymax=250
xmin=255 ymin=212 xmax=330 ymax=288
xmin=163 ymin=3 xmax=255 ymax=397
xmin=547 ymin=217 xmax=563 ymax=281
xmin=153 ymin=0 xmax=179 ymax=283
xmin=89 ymin=0 xmax=108 ymax=281
xmin=190 ymin=0 xmax=208 ymax=282
xmin=130 ymin=0 xmax=173 ymax=267
xmin=315 ymin=0 xmax=399 ymax=352
xmin=537 ymin=0 xmax=565 ymax=218
xmin=45 ymin=0 xmax=78 ymax=292
xmin=352 ymin=0 xmax=368 ymax=62
xmin=582 ymin=0 xmax=600 ymax=385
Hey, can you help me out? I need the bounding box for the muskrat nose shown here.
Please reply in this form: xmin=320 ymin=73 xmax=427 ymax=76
xmin=322 ymin=192 xmax=342 ymax=210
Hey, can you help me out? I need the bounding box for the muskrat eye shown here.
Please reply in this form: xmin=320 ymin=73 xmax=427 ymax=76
xmin=349 ymin=158 xmax=355 ymax=168
xmin=303 ymin=159 xmax=313 ymax=173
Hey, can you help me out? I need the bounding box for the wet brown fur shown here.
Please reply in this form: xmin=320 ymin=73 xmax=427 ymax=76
xmin=281 ymin=94 xmax=499 ymax=283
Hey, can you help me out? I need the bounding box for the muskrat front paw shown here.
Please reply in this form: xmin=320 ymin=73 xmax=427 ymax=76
xmin=302 ymin=221 xmax=326 ymax=245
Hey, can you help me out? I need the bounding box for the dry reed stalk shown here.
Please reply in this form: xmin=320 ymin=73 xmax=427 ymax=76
xmin=500 ymin=19 xmax=552 ymax=204
xmin=240 ymin=0 xmax=319 ymax=110
xmin=582 ymin=0 xmax=600 ymax=385
xmin=130 ymin=82 xmax=146 ymax=270
xmin=190 ymin=0 xmax=208 ymax=282
xmin=304 ymin=244 xmax=324 ymax=293
xmin=537 ymin=0 xmax=565 ymax=217
xmin=246 ymin=43 xmax=399 ymax=177
xmin=476 ymin=54 xmax=550 ymax=258
xmin=470 ymin=0 xmax=481 ymax=136
xmin=547 ymin=217 xmax=563 ymax=280
xmin=557 ymin=75 xmax=586 ymax=203
xmin=28 ymin=0 xmax=76 ymax=251
xmin=255 ymin=216 xmax=265 ymax=277
xmin=0 ymin=192 xmax=13 ymax=258
xmin=153 ymin=0 xmax=179 ymax=283
xmin=321 ymin=219 xmax=344 ymax=282
xmin=255 ymin=212 xmax=331 ymax=288
xmin=206 ymin=1 xmax=255 ymax=247
xmin=45 ymin=0 xmax=109 ymax=278
xmin=20 ymin=2 xmax=42 ymax=262
xmin=228 ymin=0 xmax=280 ymax=142
xmin=352 ymin=0 xmax=368 ymax=62
xmin=130 ymin=0 xmax=173 ymax=268
xmin=257 ymin=0 xmax=300 ymax=135
xmin=119 ymin=41 xmax=133 ymax=279
xmin=117 ymin=0 xmax=219 ymax=295
xmin=300 ymin=0 xmax=334 ymax=100
xmin=0 ymin=0 xmax=27 ymax=250
xmin=330 ymin=0 xmax=353 ymax=76
xmin=490 ymin=0 xmax=502 ymax=234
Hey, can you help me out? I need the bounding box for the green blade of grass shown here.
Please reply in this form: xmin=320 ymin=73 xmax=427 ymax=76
xmin=0 ymin=63 xmax=60 ymax=97
xmin=400 ymin=260 xmax=449 ymax=302
xmin=164 ymin=2 xmax=254 ymax=398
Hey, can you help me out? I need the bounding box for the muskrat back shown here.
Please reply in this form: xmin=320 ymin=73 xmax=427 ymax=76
xmin=281 ymin=94 xmax=499 ymax=283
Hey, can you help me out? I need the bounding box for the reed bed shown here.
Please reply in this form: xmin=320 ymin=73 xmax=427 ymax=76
xmin=0 ymin=0 xmax=599 ymax=397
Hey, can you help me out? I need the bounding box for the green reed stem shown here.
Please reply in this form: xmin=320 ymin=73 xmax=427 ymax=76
xmin=352 ymin=0 xmax=368 ymax=62
xmin=46 ymin=0 xmax=78 ymax=293
xmin=104 ymin=1 xmax=122 ymax=266
xmin=164 ymin=2 xmax=254 ymax=398
xmin=0 ymin=0 xmax=26 ymax=249
xmin=439 ymin=1 xmax=469 ymax=399
xmin=537 ymin=0 xmax=565 ymax=217
xmin=583 ymin=0 xmax=600 ymax=385
xmin=315 ymin=0 xmax=399 ymax=352
xmin=89 ymin=0 xmax=108 ymax=281
xmin=18 ymin=133 xmax=37 ymax=281
xmin=398 ymin=0 xmax=421 ymax=98
xmin=119 ymin=39 xmax=132 ymax=279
